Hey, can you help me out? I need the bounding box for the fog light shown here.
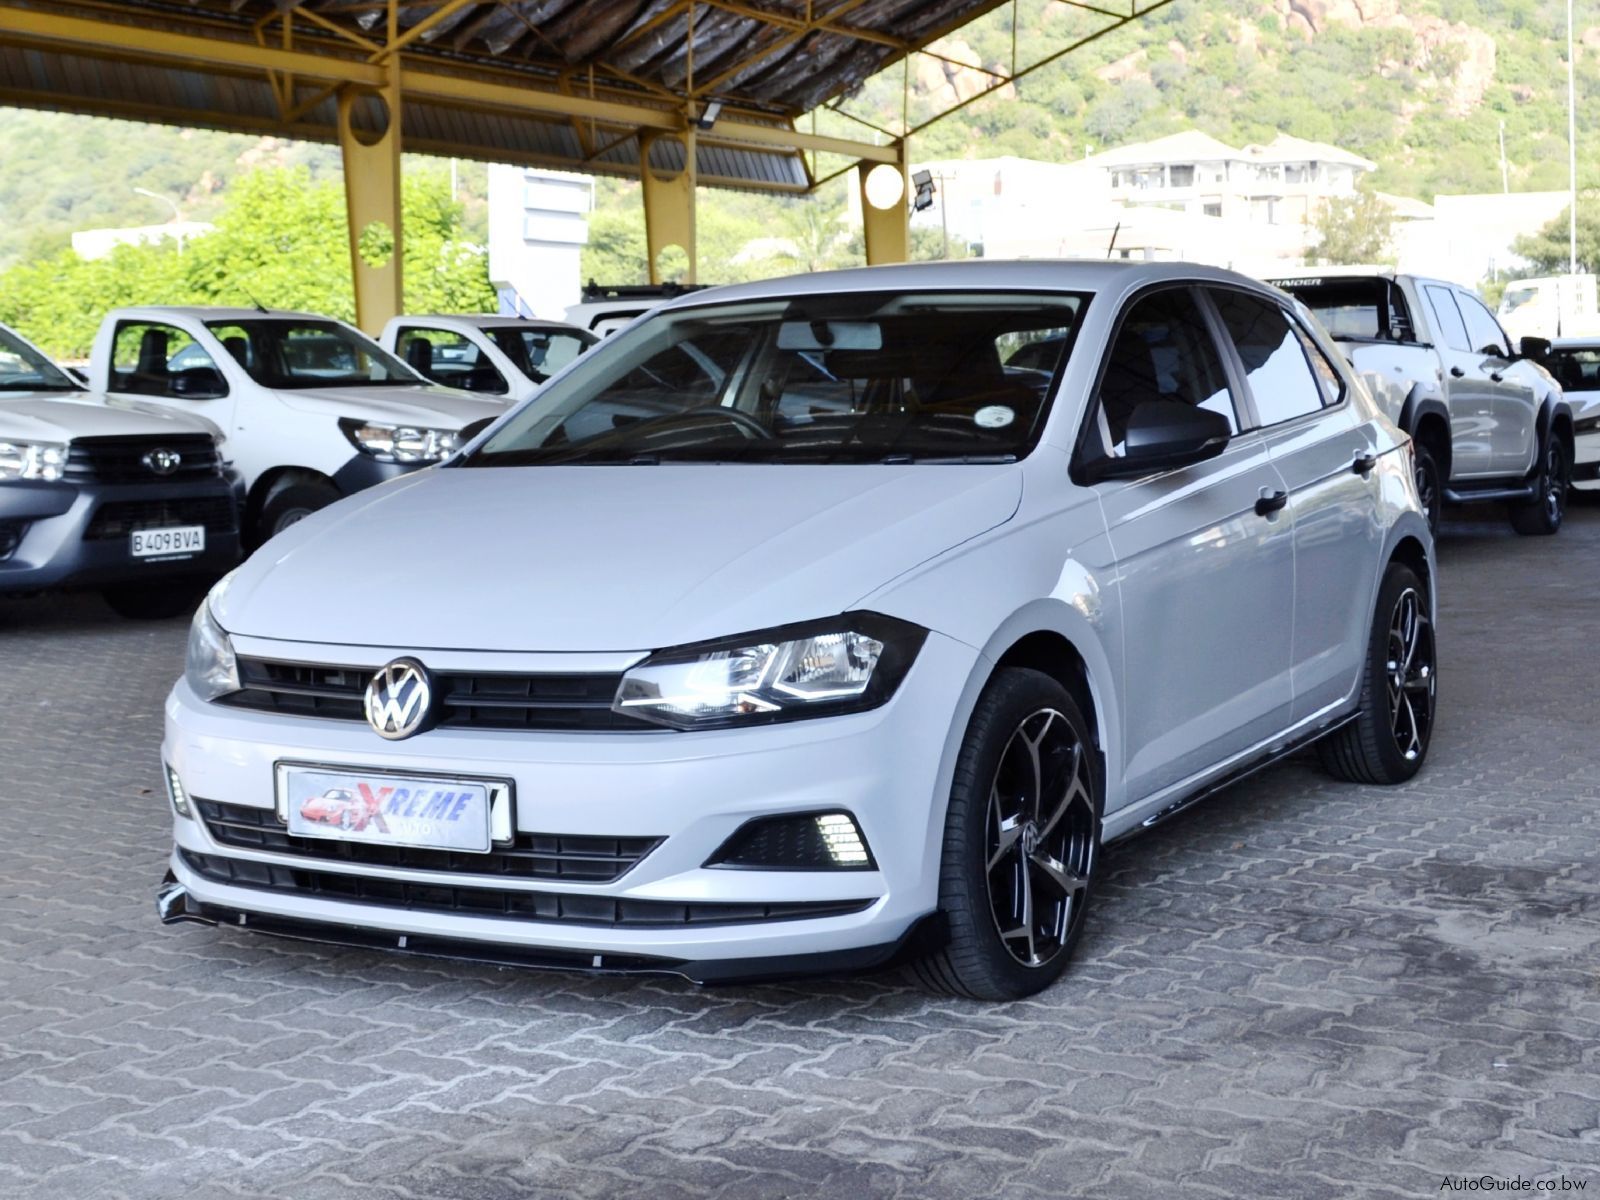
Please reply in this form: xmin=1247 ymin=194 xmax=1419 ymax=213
xmin=0 ymin=520 xmax=26 ymax=560
xmin=706 ymin=811 xmax=875 ymax=871
xmin=164 ymin=764 xmax=191 ymax=819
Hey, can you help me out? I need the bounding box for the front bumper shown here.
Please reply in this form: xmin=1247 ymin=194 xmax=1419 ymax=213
xmin=159 ymin=631 xmax=977 ymax=976
xmin=0 ymin=476 xmax=241 ymax=593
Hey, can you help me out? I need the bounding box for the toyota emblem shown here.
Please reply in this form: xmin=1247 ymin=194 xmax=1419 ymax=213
xmin=142 ymin=448 xmax=182 ymax=476
xmin=363 ymin=658 xmax=434 ymax=740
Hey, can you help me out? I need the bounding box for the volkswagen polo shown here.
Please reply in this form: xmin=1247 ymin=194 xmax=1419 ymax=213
xmin=158 ymin=261 xmax=1437 ymax=1000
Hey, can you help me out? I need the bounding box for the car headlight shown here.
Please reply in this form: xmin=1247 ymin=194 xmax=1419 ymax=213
xmin=185 ymin=589 xmax=240 ymax=702
xmin=0 ymin=440 xmax=68 ymax=482
xmin=613 ymin=612 xmax=926 ymax=730
xmin=339 ymin=418 xmax=461 ymax=464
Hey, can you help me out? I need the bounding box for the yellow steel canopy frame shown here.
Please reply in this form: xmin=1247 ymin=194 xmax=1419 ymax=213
xmin=0 ymin=0 xmax=1171 ymax=329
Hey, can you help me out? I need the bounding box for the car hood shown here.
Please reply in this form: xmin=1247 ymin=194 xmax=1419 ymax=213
xmin=276 ymin=384 xmax=507 ymax=428
xmin=0 ymin=391 xmax=221 ymax=440
xmin=217 ymin=464 xmax=1023 ymax=651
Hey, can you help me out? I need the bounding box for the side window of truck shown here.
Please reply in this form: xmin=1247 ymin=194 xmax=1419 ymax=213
xmin=1423 ymin=286 xmax=1472 ymax=354
xmin=1456 ymin=293 xmax=1510 ymax=358
xmin=110 ymin=322 xmax=226 ymax=399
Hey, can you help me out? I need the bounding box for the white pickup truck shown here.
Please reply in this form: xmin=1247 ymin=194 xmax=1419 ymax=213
xmin=1273 ymin=271 xmax=1575 ymax=535
xmin=378 ymin=314 xmax=595 ymax=403
xmin=88 ymin=307 xmax=507 ymax=545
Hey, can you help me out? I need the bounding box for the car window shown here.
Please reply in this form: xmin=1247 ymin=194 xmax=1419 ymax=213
xmin=485 ymin=326 xmax=594 ymax=383
xmin=1295 ymin=324 xmax=1347 ymax=406
xmin=1210 ymin=289 xmax=1329 ymax=428
xmin=1093 ymin=287 xmax=1237 ymax=457
xmin=1544 ymin=346 xmax=1600 ymax=392
xmin=465 ymin=290 xmax=1088 ymax=465
xmin=1274 ymin=277 xmax=1412 ymax=342
xmin=395 ymin=327 xmax=509 ymax=395
xmin=204 ymin=320 xmax=418 ymax=388
xmin=109 ymin=321 xmax=227 ymax=399
xmin=1456 ymin=292 xmax=1509 ymax=358
xmin=1423 ymin=286 xmax=1472 ymax=353
xmin=0 ymin=327 xmax=77 ymax=392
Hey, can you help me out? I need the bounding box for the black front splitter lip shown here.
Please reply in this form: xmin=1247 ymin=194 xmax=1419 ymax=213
xmin=156 ymin=871 xmax=938 ymax=987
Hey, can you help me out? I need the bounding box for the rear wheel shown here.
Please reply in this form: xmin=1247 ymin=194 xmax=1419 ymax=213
xmin=1317 ymin=562 xmax=1436 ymax=784
xmin=1412 ymin=443 xmax=1443 ymax=536
xmin=1509 ymin=436 xmax=1567 ymax=536
xmin=911 ymin=669 xmax=1101 ymax=1001
xmin=101 ymin=575 xmax=211 ymax=620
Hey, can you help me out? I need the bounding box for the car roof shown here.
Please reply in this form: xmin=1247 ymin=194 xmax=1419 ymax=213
xmin=107 ymin=305 xmax=343 ymax=323
xmin=655 ymin=258 xmax=1282 ymax=312
xmin=393 ymin=313 xmax=590 ymax=334
xmin=1551 ymin=337 xmax=1600 ymax=348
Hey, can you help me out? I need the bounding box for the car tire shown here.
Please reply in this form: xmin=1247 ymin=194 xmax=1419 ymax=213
xmin=1508 ymin=435 xmax=1567 ymax=536
xmin=100 ymin=575 xmax=212 ymax=620
xmin=1412 ymin=443 xmax=1443 ymax=536
xmin=1317 ymin=561 xmax=1436 ymax=785
xmin=911 ymin=669 xmax=1102 ymax=1001
xmin=257 ymin=481 xmax=341 ymax=544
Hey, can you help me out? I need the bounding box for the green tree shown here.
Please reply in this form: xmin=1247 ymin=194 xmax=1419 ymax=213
xmin=1509 ymin=200 xmax=1600 ymax=275
xmin=1312 ymin=191 xmax=1397 ymax=266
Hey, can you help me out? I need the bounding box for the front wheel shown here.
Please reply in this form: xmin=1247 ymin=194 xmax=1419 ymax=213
xmin=1509 ymin=436 xmax=1567 ymax=536
xmin=1317 ymin=562 xmax=1436 ymax=784
xmin=255 ymin=481 xmax=341 ymax=545
xmin=911 ymin=669 xmax=1102 ymax=1001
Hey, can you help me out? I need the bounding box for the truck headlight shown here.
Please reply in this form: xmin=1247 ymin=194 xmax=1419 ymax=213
xmin=339 ymin=419 xmax=461 ymax=464
xmin=0 ymin=440 xmax=68 ymax=481
xmin=185 ymin=590 xmax=240 ymax=702
xmin=613 ymin=613 xmax=926 ymax=730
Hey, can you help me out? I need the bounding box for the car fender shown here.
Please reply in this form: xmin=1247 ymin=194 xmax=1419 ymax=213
xmin=1397 ymin=384 xmax=1450 ymax=441
xmin=1535 ymin=392 xmax=1576 ymax=460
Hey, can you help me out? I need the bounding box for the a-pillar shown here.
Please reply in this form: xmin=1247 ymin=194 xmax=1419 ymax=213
xmin=859 ymin=148 xmax=909 ymax=265
xmin=640 ymin=130 xmax=697 ymax=284
xmin=338 ymin=78 xmax=404 ymax=334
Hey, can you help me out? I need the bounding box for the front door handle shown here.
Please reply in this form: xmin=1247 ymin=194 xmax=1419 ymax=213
xmin=1450 ymin=366 xmax=1466 ymax=378
xmin=1352 ymin=452 xmax=1378 ymax=476
xmin=1255 ymin=489 xmax=1289 ymax=517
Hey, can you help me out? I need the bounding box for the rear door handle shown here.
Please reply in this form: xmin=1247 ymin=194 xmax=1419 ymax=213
xmin=1352 ymin=452 xmax=1378 ymax=476
xmin=1450 ymin=366 xmax=1466 ymax=378
xmin=1255 ymin=489 xmax=1289 ymax=517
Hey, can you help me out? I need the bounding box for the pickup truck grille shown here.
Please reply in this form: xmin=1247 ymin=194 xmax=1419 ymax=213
xmin=66 ymin=434 xmax=223 ymax=483
xmin=220 ymin=657 xmax=646 ymax=732
xmin=84 ymin=496 xmax=237 ymax=540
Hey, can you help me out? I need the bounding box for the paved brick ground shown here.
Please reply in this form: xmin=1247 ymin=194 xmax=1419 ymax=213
xmin=2 ymin=504 xmax=1598 ymax=1200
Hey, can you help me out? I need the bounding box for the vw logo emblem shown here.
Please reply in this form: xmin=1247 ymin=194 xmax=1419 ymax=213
xmin=364 ymin=658 xmax=434 ymax=741
xmin=142 ymin=448 xmax=182 ymax=476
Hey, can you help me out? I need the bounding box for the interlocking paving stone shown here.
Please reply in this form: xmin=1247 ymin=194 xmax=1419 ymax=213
xmin=1 ymin=504 xmax=1598 ymax=1197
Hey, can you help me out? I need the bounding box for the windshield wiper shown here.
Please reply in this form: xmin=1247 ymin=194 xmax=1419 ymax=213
xmin=880 ymin=452 xmax=1018 ymax=465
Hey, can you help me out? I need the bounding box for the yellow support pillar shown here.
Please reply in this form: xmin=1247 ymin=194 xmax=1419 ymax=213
xmin=640 ymin=129 xmax=697 ymax=284
xmin=337 ymin=79 xmax=404 ymax=333
xmin=859 ymin=152 xmax=909 ymax=266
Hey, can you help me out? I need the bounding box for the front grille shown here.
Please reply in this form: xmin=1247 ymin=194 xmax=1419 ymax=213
xmin=221 ymin=657 xmax=646 ymax=732
xmin=180 ymin=849 xmax=873 ymax=927
xmin=84 ymin=496 xmax=238 ymax=541
xmin=66 ymin=434 xmax=223 ymax=483
xmin=196 ymin=799 xmax=659 ymax=883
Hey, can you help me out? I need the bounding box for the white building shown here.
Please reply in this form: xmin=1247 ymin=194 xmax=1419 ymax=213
xmin=486 ymin=165 xmax=592 ymax=319
xmin=1393 ymin=191 xmax=1570 ymax=286
xmin=71 ymin=221 xmax=213 ymax=259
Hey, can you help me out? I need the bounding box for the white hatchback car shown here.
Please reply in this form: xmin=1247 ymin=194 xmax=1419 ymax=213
xmin=158 ymin=262 xmax=1437 ymax=1000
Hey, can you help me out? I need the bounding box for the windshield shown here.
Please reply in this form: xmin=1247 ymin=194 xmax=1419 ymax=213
xmin=205 ymin=319 xmax=421 ymax=389
xmin=486 ymin=325 xmax=596 ymax=383
xmin=463 ymin=291 xmax=1086 ymax=467
xmin=1500 ymin=286 xmax=1539 ymax=313
xmin=0 ymin=328 xmax=78 ymax=392
xmin=1275 ymin=278 xmax=1408 ymax=341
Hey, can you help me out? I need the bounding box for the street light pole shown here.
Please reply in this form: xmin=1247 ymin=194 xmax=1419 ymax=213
xmin=1567 ymin=0 xmax=1578 ymax=274
xmin=133 ymin=186 xmax=185 ymax=255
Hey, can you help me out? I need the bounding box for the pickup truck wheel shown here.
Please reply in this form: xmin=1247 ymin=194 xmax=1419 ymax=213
xmin=1412 ymin=444 xmax=1442 ymax=535
xmin=1508 ymin=437 xmax=1567 ymax=536
xmin=257 ymin=482 xmax=341 ymax=543
xmin=101 ymin=575 xmax=211 ymax=620
xmin=1317 ymin=562 xmax=1435 ymax=785
xmin=911 ymin=669 xmax=1101 ymax=1001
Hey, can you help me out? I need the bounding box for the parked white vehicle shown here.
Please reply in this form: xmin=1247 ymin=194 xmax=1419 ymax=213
xmin=88 ymin=307 xmax=507 ymax=543
xmin=378 ymin=314 xmax=596 ymax=402
xmin=1537 ymin=338 xmax=1600 ymax=491
xmin=1274 ymin=271 xmax=1573 ymax=535
xmin=158 ymin=261 xmax=1436 ymax=1001
xmin=0 ymin=322 xmax=241 ymax=616
xmin=564 ymin=282 xmax=709 ymax=337
xmin=1497 ymin=274 xmax=1600 ymax=341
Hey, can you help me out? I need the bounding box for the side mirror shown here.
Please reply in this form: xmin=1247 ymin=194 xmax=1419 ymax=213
xmin=1090 ymin=399 xmax=1232 ymax=481
xmin=170 ymin=366 xmax=227 ymax=399
xmin=1519 ymin=335 xmax=1552 ymax=360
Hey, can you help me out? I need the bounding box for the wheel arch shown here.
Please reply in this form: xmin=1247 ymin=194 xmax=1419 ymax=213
xmin=1384 ymin=528 xmax=1436 ymax=621
xmin=1400 ymin=386 xmax=1452 ymax=480
xmin=243 ymin=466 xmax=338 ymax=535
